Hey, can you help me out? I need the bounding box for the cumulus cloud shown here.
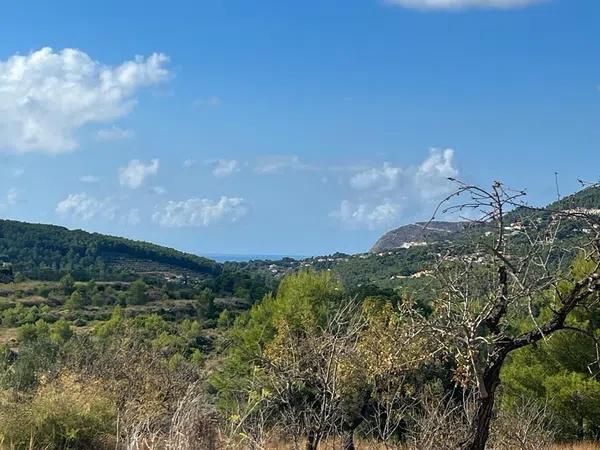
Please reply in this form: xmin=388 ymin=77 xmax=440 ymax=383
xmin=211 ymin=159 xmax=240 ymax=177
xmin=332 ymin=148 xmax=459 ymax=230
xmin=96 ymin=126 xmax=135 ymax=141
xmin=153 ymin=196 xmax=249 ymax=227
xmin=330 ymin=199 xmax=402 ymax=230
xmin=415 ymin=148 xmax=458 ymax=199
xmin=350 ymin=162 xmax=403 ymax=192
xmin=0 ymin=47 xmax=169 ymax=153
xmin=119 ymin=159 xmax=159 ymax=189
xmin=384 ymin=0 xmax=546 ymax=10
xmin=56 ymin=193 xmax=115 ymax=221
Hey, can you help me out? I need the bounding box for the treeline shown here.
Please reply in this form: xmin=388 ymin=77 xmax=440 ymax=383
xmin=0 ymin=219 xmax=218 ymax=280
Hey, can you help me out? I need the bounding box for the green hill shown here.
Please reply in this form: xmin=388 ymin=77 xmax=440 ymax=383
xmin=0 ymin=219 xmax=219 ymax=281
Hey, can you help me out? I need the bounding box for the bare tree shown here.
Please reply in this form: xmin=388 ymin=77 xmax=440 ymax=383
xmin=422 ymin=180 xmax=600 ymax=450
xmin=405 ymin=384 xmax=474 ymax=450
xmin=267 ymin=301 xmax=365 ymax=450
xmin=489 ymin=397 xmax=555 ymax=450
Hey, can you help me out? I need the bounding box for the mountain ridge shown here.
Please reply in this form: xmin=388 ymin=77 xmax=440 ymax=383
xmin=371 ymin=185 xmax=600 ymax=253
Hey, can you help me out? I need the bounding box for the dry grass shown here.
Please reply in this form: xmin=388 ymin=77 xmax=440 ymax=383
xmin=0 ymin=327 xmax=17 ymax=346
xmin=551 ymin=444 xmax=600 ymax=450
xmin=253 ymin=441 xmax=600 ymax=450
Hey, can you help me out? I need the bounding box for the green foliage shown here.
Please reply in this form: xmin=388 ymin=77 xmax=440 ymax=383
xmin=59 ymin=273 xmax=75 ymax=294
xmin=502 ymin=325 xmax=600 ymax=440
xmin=50 ymin=319 xmax=73 ymax=345
xmin=0 ymin=218 xmax=218 ymax=280
xmin=126 ymin=279 xmax=149 ymax=305
xmin=213 ymin=271 xmax=342 ymax=410
xmin=0 ymin=373 xmax=116 ymax=450
xmin=217 ymin=309 xmax=233 ymax=328
xmin=65 ymin=290 xmax=84 ymax=310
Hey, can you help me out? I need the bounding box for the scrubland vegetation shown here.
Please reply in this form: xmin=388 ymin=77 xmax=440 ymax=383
xmin=1 ymin=183 xmax=600 ymax=449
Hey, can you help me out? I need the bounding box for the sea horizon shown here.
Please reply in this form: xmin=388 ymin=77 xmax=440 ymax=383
xmin=202 ymin=253 xmax=311 ymax=262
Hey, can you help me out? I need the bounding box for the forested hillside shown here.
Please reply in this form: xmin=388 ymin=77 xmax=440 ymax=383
xmin=0 ymin=219 xmax=218 ymax=281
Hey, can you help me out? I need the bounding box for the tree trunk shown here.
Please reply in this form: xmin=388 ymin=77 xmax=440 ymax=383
xmin=305 ymin=431 xmax=320 ymax=450
xmin=342 ymin=430 xmax=356 ymax=450
xmin=462 ymin=354 xmax=506 ymax=450
xmin=462 ymin=388 xmax=496 ymax=450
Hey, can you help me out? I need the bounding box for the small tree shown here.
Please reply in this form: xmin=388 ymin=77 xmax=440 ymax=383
xmin=421 ymin=181 xmax=600 ymax=450
xmin=127 ymin=279 xmax=149 ymax=306
xmin=65 ymin=290 xmax=84 ymax=310
xmin=59 ymin=273 xmax=75 ymax=295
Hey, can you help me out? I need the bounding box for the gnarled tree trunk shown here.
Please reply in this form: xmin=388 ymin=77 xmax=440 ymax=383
xmin=462 ymin=353 xmax=506 ymax=450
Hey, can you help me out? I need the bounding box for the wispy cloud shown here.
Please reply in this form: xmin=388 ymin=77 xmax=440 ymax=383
xmin=254 ymin=155 xmax=305 ymax=175
xmin=0 ymin=188 xmax=20 ymax=211
xmin=183 ymin=159 xmax=196 ymax=169
xmin=80 ymin=175 xmax=100 ymax=183
xmin=123 ymin=208 xmax=141 ymax=226
xmin=97 ymin=126 xmax=135 ymax=141
xmin=152 ymin=186 xmax=167 ymax=195
xmin=210 ymin=159 xmax=240 ymax=177
xmin=384 ymin=0 xmax=546 ymax=10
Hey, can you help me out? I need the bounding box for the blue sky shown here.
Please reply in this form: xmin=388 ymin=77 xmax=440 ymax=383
xmin=0 ymin=0 xmax=599 ymax=256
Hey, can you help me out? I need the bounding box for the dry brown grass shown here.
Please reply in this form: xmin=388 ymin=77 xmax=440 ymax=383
xmin=551 ymin=444 xmax=600 ymax=450
xmin=254 ymin=441 xmax=600 ymax=450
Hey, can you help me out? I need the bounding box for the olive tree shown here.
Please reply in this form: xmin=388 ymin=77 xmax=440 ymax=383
xmin=421 ymin=180 xmax=600 ymax=450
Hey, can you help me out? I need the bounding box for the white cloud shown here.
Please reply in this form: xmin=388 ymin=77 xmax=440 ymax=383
xmin=119 ymin=159 xmax=159 ymax=189
xmin=56 ymin=193 xmax=115 ymax=221
xmin=254 ymin=155 xmax=304 ymax=175
xmin=415 ymin=148 xmax=458 ymax=199
xmin=211 ymin=159 xmax=240 ymax=177
xmin=97 ymin=126 xmax=135 ymax=141
xmin=350 ymin=162 xmax=403 ymax=192
xmin=12 ymin=168 xmax=25 ymax=178
xmin=332 ymin=148 xmax=460 ymax=230
xmin=153 ymin=196 xmax=249 ymax=227
xmin=384 ymin=0 xmax=546 ymax=10
xmin=330 ymin=199 xmax=402 ymax=230
xmin=0 ymin=47 xmax=169 ymax=154
xmin=80 ymin=175 xmax=100 ymax=183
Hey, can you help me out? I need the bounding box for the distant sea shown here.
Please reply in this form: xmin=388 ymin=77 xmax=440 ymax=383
xmin=203 ymin=254 xmax=310 ymax=262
